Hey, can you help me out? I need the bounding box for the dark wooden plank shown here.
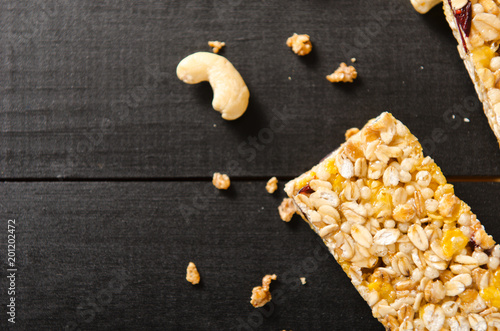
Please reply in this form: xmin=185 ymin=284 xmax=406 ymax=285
xmin=0 ymin=181 xmax=498 ymax=330
xmin=0 ymin=0 xmax=499 ymax=179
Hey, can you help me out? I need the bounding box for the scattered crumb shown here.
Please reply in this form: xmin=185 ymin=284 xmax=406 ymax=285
xmin=266 ymin=177 xmax=278 ymax=194
xmin=420 ymin=66 xmax=424 ymax=70
xmin=345 ymin=127 xmax=360 ymax=140
xmin=288 ymin=76 xmax=291 ymax=80
xmin=300 ymin=277 xmax=306 ymax=285
xmin=326 ymin=63 xmax=357 ymax=83
xmin=186 ymin=262 xmax=200 ymax=285
xmin=350 ymin=57 xmax=356 ymax=63
xmin=286 ymin=33 xmax=312 ymax=56
xmin=452 ymin=114 xmax=456 ymax=119
xmin=208 ymin=40 xmax=225 ymax=54
xmin=250 ymin=274 xmax=277 ymax=308
xmin=464 ymin=117 xmax=470 ymax=122
xmin=213 ymin=124 xmax=217 ymax=127
xmin=279 ymin=198 xmax=296 ymax=222
xmin=213 ymin=172 xmax=230 ymax=190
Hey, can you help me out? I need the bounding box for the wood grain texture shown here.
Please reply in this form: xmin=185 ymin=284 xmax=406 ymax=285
xmin=0 ymin=1 xmax=500 ymax=330
xmin=0 ymin=0 xmax=499 ymax=178
xmin=0 ymin=181 xmax=498 ymax=330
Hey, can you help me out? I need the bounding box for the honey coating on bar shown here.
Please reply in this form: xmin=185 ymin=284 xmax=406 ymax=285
xmin=285 ymin=112 xmax=500 ymax=330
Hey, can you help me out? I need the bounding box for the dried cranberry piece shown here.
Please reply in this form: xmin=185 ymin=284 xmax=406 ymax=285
xmin=454 ymin=1 xmax=472 ymax=37
xmin=467 ymin=237 xmax=480 ymax=251
xmin=298 ymin=184 xmax=314 ymax=195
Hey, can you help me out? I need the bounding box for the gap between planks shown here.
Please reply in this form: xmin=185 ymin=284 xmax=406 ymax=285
xmin=0 ymin=176 xmax=499 ymax=183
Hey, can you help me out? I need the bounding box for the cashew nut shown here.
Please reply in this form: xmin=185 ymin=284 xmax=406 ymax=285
xmin=176 ymin=52 xmax=250 ymax=120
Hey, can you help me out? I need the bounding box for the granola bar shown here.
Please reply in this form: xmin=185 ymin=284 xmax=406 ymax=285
xmin=441 ymin=0 xmax=500 ymax=147
xmin=285 ymin=112 xmax=500 ymax=330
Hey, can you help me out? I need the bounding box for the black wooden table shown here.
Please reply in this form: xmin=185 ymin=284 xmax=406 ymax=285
xmin=0 ymin=1 xmax=499 ymax=330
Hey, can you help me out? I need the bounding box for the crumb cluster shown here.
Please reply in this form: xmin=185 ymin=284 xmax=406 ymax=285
xmin=186 ymin=262 xmax=200 ymax=285
xmin=208 ymin=40 xmax=225 ymax=54
xmin=278 ymin=198 xmax=296 ymax=222
xmin=250 ymin=274 xmax=277 ymax=308
xmin=326 ymin=63 xmax=358 ymax=83
xmin=286 ymin=33 xmax=312 ymax=56
xmin=266 ymin=177 xmax=278 ymax=194
xmin=212 ymin=172 xmax=231 ymax=190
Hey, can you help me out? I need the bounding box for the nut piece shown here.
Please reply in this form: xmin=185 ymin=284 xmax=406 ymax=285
xmin=208 ymin=40 xmax=225 ymax=54
xmin=345 ymin=127 xmax=360 ymax=140
xmin=213 ymin=172 xmax=231 ymax=190
xmin=439 ymin=194 xmax=459 ymax=217
xmin=451 ymin=0 xmax=467 ymax=9
xmin=393 ymin=204 xmax=416 ymax=222
xmin=266 ymin=177 xmax=278 ymax=194
xmin=300 ymin=277 xmax=307 ymax=285
xmin=279 ymin=198 xmax=296 ymax=222
xmin=472 ymin=13 xmax=500 ymax=42
xmin=186 ymin=262 xmax=200 ymax=285
xmin=176 ymin=52 xmax=250 ymax=120
xmin=286 ymin=33 xmax=312 ymax=56
xmin=326 ymin=63 xmax=358 ymax=83
xmin=250 ymin=274 xmax=277 ymax=308
xmin=411 ymin=0 xmax=442 ymax=14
